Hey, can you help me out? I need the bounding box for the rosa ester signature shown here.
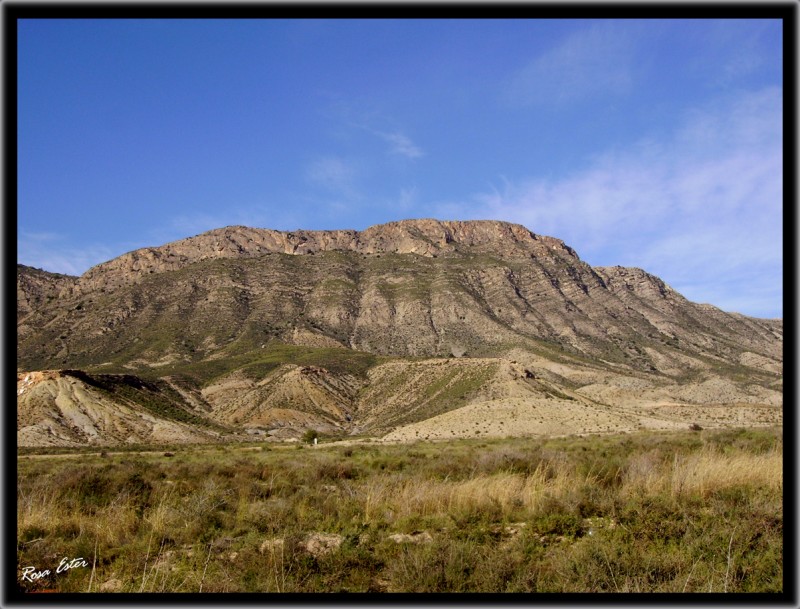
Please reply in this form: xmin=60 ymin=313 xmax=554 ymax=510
xmin=21 ymin=557 xmax=89 ymax=582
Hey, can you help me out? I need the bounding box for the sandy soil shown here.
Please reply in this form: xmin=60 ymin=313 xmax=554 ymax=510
xmin=382 ymin=395 xmax=782 ymax=443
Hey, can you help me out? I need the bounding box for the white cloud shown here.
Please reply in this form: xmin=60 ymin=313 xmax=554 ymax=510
xmin=371 ymin=130 xmax=424 ymax=159
xmin=505 ymin=22 xmax=634 ymax=106
xmin=18 ymin=230 xmax=117 ymax=276
xmin=337 ymin=105 xmax=424 ymax=159
xmin=436 ymin=87 xmax=782 ymax=318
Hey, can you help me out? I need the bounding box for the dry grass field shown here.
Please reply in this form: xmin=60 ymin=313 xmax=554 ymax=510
xmin=16 ymin=426 xmax=782 ymax=594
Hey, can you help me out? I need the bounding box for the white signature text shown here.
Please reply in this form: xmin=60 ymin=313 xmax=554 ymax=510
xmin=21 ymin=557 xmax=89 ymax=582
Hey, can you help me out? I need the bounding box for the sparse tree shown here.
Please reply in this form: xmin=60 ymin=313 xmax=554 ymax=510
xmin=303 ymin=429 xmax=319 ymax=445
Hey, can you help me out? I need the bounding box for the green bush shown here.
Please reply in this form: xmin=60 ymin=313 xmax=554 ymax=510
xmin=302 ymin=430 xmax=320 ymax=445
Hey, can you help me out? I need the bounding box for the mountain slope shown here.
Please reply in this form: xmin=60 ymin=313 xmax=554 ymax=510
xmin=17 ymin=219 xmax=782 ymax=446
xmin=17 ymin=221 xmax=781 ymax=374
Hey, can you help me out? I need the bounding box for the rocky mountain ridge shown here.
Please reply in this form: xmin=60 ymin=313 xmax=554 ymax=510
xmin=17 ymin=219 xmax=782 ymax=446
xmin=64 ymin=219 xmax=577 ymax=296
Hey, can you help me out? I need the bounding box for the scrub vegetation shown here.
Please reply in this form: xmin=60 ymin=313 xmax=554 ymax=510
xmin=16 ymin=427 xmax=782 ymax=594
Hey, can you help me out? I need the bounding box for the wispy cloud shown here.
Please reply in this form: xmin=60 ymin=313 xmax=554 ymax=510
xmin=331 ymin=100 xmax=425 ymax=159
xmin=18 ymin=230 xmax=118 ymax=276
xmin=436 ymin=87 xmax=782 ymax=318
xmin=505 ymin=22 xmax=635 ymax=106
xmin=371 ymin=130 xmax=424 ymax=159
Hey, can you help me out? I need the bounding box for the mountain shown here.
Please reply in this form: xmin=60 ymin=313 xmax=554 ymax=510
xmin=17 ymin=264 xmax=77 ymax=322
xmin=17 ymin=219 xmax=783 ymax=446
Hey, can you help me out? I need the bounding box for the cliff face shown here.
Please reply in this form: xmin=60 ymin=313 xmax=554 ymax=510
xmin=17 ymin=219 xmax=782 ymax=446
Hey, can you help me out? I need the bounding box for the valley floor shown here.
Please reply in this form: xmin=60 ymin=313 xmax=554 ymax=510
xmin=16 ymin=426 xmax=783 ymax=595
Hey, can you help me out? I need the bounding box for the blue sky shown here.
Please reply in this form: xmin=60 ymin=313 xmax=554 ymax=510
xmin=18 ymin=18 xmax=783 ymax=318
